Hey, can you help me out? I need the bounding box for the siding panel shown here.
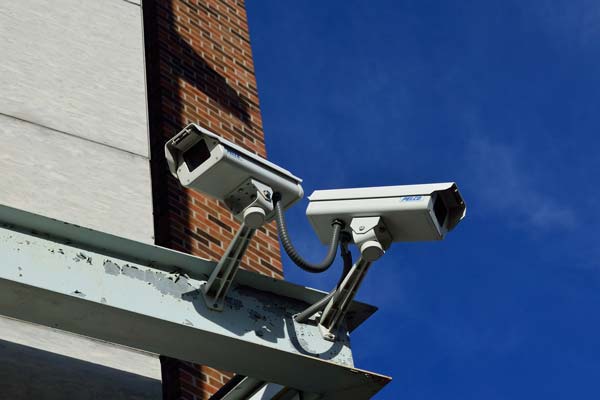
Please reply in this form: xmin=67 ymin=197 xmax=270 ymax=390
xmin=0 ymin=0 xmax=148 ymax=157
xmin=0 ymin=115 xmax=153 ymax=243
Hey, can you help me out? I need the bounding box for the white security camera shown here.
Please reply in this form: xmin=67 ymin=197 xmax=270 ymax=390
xmin=165 ymin=123 xmax=304 ymax=311
xmin=306 ymin=182 xmax=466 ymax=261
xmin=165 ymin=124 xmax=469 ymax=334
xmin=165 ymin=123 xmax=304 ymax=228
xmin=303 ymin=182 xmax=466 ymax=341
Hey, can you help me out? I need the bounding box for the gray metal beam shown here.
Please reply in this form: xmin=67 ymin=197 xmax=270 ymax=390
xmin=210 ymin=376 xmax=321 ymax=400
xmin=0 ymin=204 xmax=390 ymax=399
xmin=212 ymin=376 xmax=267 ymax=400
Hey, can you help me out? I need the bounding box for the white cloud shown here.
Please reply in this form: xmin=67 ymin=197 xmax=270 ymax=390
xmin=466 ymin=136 xmax=578 ymax=231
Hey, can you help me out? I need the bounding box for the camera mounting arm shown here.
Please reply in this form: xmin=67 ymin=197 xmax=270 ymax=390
xmin=201 ymin=222 xmax=255 ymax=311
xmin=318 ymin=216 xmax=391 ymax=341
xmin=318 ymin=256 xmax=373 ymax=341
xmin=201 ymin=179 xmax=274 ymax=311
xmin=303 ymin=182 xmax=466 ymax=339
xmin=165 ymin=123 xmax=304 ymax=310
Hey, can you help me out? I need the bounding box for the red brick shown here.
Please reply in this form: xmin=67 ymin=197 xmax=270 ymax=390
xmin=144 ymin=0 xmax=283 ymax=397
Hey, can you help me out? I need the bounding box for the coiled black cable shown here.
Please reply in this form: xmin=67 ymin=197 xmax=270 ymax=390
xmin=294 ymin=237 xmax=353 ymax=323
xmin=273 ymin=193 xmax=343 ymax=273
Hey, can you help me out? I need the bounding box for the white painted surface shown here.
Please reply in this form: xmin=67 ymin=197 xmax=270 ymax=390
xmin=0 ymin=316 xmax=161 ymax=380
xmin=0 ymin=0 xmax=154 ymax=243
xmin=0 ymin=316 xmax=161 ymax=399
xmin=0 ymin=0 xmax=161 ymax=395
xmin=0 ymin=114 xmax=154 ymax=243
xmin=0 ymin=0 xmax=148 ymax=157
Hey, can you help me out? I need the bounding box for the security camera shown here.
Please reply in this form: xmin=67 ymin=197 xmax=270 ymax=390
xmin=165 ymin=124 xmax=469 ymax=329
xmin=165 ymin=123 xmax=304 ymax=311
xmin=306 ymin=182 xmax=466 ymax=261
xmin=303 ymin=182 xmax=466 ymax=341
xmin=165 ymin=123 xmax=304 ymax=228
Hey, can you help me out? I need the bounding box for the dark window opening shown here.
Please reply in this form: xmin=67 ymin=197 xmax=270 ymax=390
xmin=433 ymin=195 xmax=448 ymax=228
xmin=183 ymin=139 xmax=211 ymax=171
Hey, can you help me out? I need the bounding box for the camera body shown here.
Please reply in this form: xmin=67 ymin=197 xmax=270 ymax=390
xmin=165 ymin=123 xmax=304 ymax=223
xmin=306 ymin=182 xmax=466 ymax=244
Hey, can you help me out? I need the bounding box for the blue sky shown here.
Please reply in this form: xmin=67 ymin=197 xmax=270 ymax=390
xmin=246 ymin=1 xmax=600 ymax=398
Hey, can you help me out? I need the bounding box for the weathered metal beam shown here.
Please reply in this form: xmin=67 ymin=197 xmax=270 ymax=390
xmin=0 ymin=204 xmax=390 ymax=399
xmin=210 ymin=376 xmax=321 ymax=400
xmin=211 ymin=375 xmax=267 ymax=400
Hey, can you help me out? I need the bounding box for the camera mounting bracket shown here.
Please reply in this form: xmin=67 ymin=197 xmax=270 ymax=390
xmin=201 ymin=179 xmax=274 ymax=311
xmin=318 ymin=216 xmax=391 ymax=341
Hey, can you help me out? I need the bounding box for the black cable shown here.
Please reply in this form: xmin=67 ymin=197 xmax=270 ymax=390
xmin=294 ymin=236 xmax=353 ymax=323
xmin=339 ymin=234 xmax=353 ymax=283
xmin=294 ymin=290 xmax=336 ymax=324
xmin=273 ymin=193 xmax=343 ymax=273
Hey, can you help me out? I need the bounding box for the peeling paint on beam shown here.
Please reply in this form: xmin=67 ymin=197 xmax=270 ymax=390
xmin=0 ymin=204 xmax=390 ymax=399
xmin=0 ymin=203 xmax=375 ymax=333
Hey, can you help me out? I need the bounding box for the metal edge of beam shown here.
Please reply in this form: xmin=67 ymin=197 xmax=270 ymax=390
xmin=210 ymin=375 xmax=265 ymax=400
xmin=0 ymin=203 xmax=375 ymax=332
xmin=211 ymin=377 xmax=320 ymax=400
xmin=0 ymin=203 xmax=392 ymax=398
xmin=210 ymin=375 xmax=248 ymax=399
xmin=0 ymin=276 xmax=390 ymax=399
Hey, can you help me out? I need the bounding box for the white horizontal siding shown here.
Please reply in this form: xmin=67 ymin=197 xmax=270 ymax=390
xmin=0 ymin=1 xmax=159 ymax=396
xmin=0 ymin=316 xmax=161 ymax=399
xmin=0 ymin=0 xmax=148 ymax=157
xmin=0 ymin=316 xmax=161 ymax=381
xmin=0 ymin=0 xmax=153 ymax=242
xmin=0 ymin=114 xmax=154 ymax=243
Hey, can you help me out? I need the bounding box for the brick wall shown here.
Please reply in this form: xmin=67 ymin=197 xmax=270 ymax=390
xmin=142 ymin=0 xmax=283 ymax=398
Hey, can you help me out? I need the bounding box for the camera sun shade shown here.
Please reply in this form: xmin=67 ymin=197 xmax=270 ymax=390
xmin=165 ymin=124 xmax=304 ymax=310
